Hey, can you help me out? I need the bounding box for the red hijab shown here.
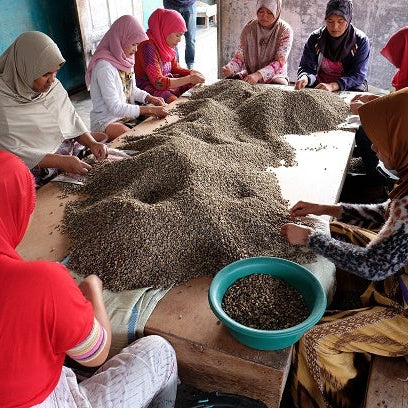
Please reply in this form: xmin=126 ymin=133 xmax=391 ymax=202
xmin=147 ymin=8 xmax=187 ymax=62
xmin=380 ymin=27 xmax=408 ymax=91
xmin=0 ymin=150 xmax=35 ymax=260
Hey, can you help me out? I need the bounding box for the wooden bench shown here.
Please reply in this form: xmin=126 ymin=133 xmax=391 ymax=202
xmin=364 ymin=356 xmax=408 ymax=407
xmin=196 ymin=1 xmax=217 ymax=28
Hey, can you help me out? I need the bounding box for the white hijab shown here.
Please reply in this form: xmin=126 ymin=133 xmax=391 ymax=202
xmin=0 ymin=31 xmax=87 ymax=169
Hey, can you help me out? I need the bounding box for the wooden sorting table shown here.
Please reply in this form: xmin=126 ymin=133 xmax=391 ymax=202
xmin=17 ymin=97 xmax=355 ymax=408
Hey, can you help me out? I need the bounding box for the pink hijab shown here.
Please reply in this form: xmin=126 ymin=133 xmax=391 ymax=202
xmin=147 ymin=8 xmax=187 ymax=62
xmin=85 ymin=15 xmax=148 ymax=86
xmin=380 ymin=26 xmax=408 ymax=91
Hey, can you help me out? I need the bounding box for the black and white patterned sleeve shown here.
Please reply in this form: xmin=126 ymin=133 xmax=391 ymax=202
xmin=308 ymin=197 xmax=408 ymax=281
xmin=337 ymin=201 xmax=389 ymax=230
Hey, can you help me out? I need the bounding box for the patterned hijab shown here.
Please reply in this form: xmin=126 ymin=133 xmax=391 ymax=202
xmin=147 ymin=8 xmax=187 ymax=62
xmin=318 ymin=0 xmax=356 ymax=62
xmin=380 ymin=27 xmax=408 ymax=91
xmin=358 ymin=88 xmax=408 ymax=200
xmin=241 ymin=0 xmax=286 ymax=74
xmin=0 ymin=150 xmax=36 ymax=260
xmin=85 ymin=15 xmax=148 ymax=86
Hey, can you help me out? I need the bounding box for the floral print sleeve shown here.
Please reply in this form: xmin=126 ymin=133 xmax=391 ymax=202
xmin=308 ymin=196 xmax=408 ymax=281
xmin=228 ymin=45 xmax=246 ymax=74
xmin=258 ymin=25 xmax=293 ymax=82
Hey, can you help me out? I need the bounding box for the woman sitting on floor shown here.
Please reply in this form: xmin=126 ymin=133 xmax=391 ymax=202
xmin=0 ymin=149 xmax=178 ymax=408
xmin=86 ymin=15 xmax=169 ymax=141
xmin=280 ymin=88 xmax=408 ymax=407
xmin=295 ymin=0 xmax=370 ymax=92
xmin=134 ymin=8 xmax=205 ymax=104
xmin=221 ymin=0 xmax=293 ymax=85
xmin=0 ymin=31 xmax=108 ymax=188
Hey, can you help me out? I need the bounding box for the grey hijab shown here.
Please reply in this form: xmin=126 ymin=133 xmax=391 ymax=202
xmin=0 ymin=31 xmax=65 ymax=101
xmin=0 ymin=32 xmax=87 ymax=168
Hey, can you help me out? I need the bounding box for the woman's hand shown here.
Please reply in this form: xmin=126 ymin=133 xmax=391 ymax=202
xmin=315 ymin=82 xmax=339 ymax=92
xmin=294 ymin=75 xmax=308 ymax=90
xmin=61 ymin=155 xmax=92 ymax=174
xmin=280 ymin=223 xmax=312 ymax=246
xmin=221 ymin=64 xmax=234 ymax=78
xmin=142 ymin=105 xmax=169 ymax=118
xmin=189 ymin=72 xmax=205 ymax=85
xmin=244 ymin=71 xmax=262 ymax=85
xmin=349 ymin=94 xmax=379 ymax=114
xmin=79 ymin=274 xmax=103 ymax=300
xmin=89 ymin=141 xmax=108 ymax=161
xmin=145 ymin=95 xmax=166 ymax=106
xmin=289 ymin=200 xmax=342 ymax=219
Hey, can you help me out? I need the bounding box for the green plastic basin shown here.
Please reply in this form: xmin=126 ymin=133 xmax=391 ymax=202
xmin=208 ymin=256 xmax=327 ymax=350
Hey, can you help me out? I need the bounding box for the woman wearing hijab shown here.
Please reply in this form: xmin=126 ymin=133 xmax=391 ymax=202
xmin=295 ymin=0 xmax=370 ymax=92
xmin=87 ymin=15 xmax=169 ymax=141
xmin=280 ymin=88 xmax=408 ymax=407
xmin=350 ymin=27 xmax=408 ymax=188
xmin=381 ymin=26 xmax=408 ymax=91
xmin=0 ymin=31 xmax=108 ymax=188
xmin=0 ymin=149 xmax=178 ymax=407
xmin=221 ymin=0 xmax=293 ymax=85
xmin=134 ymin=8 xmax=205 ymax=104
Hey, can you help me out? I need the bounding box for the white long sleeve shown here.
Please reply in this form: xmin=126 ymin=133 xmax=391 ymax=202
xmin=89 ymin=60 xmax=149 ymax=131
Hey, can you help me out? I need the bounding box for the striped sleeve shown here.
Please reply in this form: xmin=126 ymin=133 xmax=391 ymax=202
xmin=66 ymin=317 xmax=107 ymax=363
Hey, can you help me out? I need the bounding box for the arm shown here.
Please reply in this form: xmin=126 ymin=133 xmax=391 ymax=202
xmin=257 ymin=24 xmax=294 ymax=83
xmin=282 ymin=198 xmax=408 ymax=281
xmin=37 ymin=153 xmax=92 ymax=175
xmin=295 ymin=32 xmax=319 ymax=90
xmin=289 ymin=200 xmax=342 ymax=219
xmin=76 ymin=132 xmax=108 ymax=161
xmin=95 ymin=61 xmax=142 ymax=118
xmin=289 ymin=200 xmax=388 ymax=230
xmin=142 ymin=43 xmax=204 ymax=90
xmin=337 ymin=201 xmax=388 ymax=230
xmin=221 ymin=44 xmax=246 ymax=77
xmin=337 ymin=34 xmax=370 ymax=91
xmin=67 ymin=275 xmax=112 ymax=367
xmin=308 ymin=224 xmax=408 ymax=281
xmin=168 ymin=59 xmax=205 ymax=88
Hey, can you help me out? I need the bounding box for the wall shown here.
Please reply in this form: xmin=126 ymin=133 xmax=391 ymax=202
xmin=0 ymin=0 xmax=84 ymax=91
xmin=0 ymin=0 xmax=164 ymax=92
xmin=219 ymin=0 xmax=408 ymax=90
xmin=142 ymin=0 xmax=162 ymax=28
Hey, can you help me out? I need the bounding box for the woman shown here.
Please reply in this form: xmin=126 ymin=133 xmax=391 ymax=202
xmin=350 ymin=27 xmax=408 ymax=186
xmin=280 ymin=88 xmax=408 ymax=407
xmin=221 ymin=0 xmax=293 ymax=85
xmin=380 ymin=26 xmax=408 ymax=91
xmin=134 ymin=8 xmax=205 ymax=104
xmin=0 ymin=149 xmax=178 ymax=408
xmin=86 ymin=15 xmax=169 ymax=141
xmin=0 ymin=31 xmax=108 ymax=187
xmin=295 ymin=0 xmax=370 ymax=92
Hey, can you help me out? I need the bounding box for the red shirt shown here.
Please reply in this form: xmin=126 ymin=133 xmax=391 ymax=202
xmin=0 ymin=260 xmax=94 ymax=407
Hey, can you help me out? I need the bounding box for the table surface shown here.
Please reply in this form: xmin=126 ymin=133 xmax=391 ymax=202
xmin=16 ymin=93 xmax=356 ymax=407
